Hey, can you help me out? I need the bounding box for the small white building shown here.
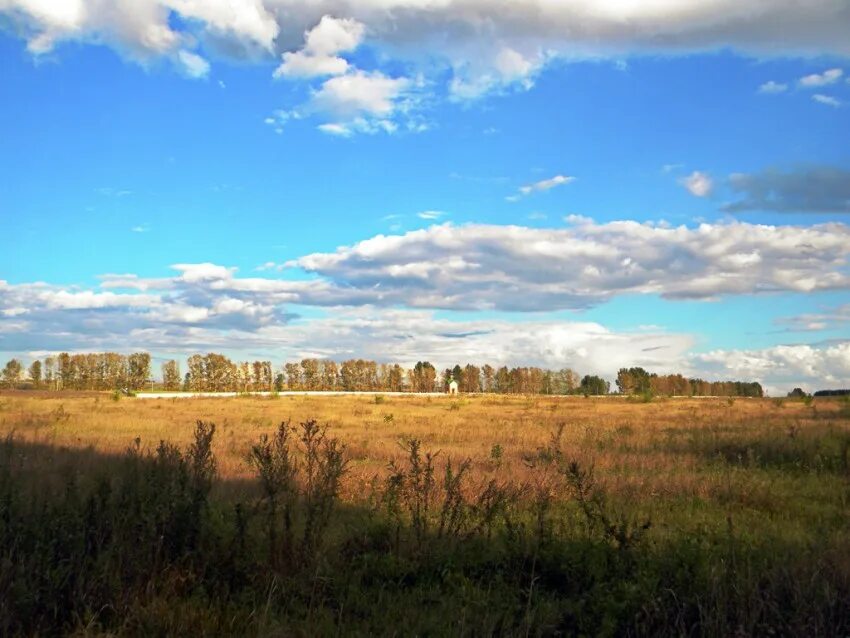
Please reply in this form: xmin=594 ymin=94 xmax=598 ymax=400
xmin=448 ymin=380 xmax=459 ymax=395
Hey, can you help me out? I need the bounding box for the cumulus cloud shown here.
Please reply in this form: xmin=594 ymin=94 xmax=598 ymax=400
xmin=798 ymin=67 xmax=844 ymax=88
xmin=268 ymin=65 xmax=422 ymax=136
xmin=4 ymin=0 xmax=850 ymax=104
xmin=0 ymin=0 xmax=278 ymax=65
xmin=449 ymin=46 xmax=544 ymax=100
xmin=307 ymin=69 xmax=423 ymax=136
xmin=273 ymin=16 xmax=364 ymax=78
xmin=680 ymin=171 xmax=713 ymax=197
xmin=2 ymin=221 xmax=847 ymax=348
xmin=288 ymin=219 xmax=850 ymax=310
xmin=3 ymin=274 xmax=846 ymax=394
xmin=693 ymin=342 xmax=850 ymax=395
xmin=310 ymin=70 xmax=411 ymax=118
xmin=723 ymin=166 xmax=850 ymax=213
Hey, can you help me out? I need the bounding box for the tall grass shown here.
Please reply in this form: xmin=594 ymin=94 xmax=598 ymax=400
xmin=1 ymin=395 xmax=849 ymax=634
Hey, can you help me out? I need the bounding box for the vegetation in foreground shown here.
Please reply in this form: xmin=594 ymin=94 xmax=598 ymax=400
xmin=1 ymin=394 xmax=849 ymax=635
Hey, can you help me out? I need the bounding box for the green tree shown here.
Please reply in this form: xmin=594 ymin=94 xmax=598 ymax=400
xmin=580 ymin=374 xmax=610 ymax=396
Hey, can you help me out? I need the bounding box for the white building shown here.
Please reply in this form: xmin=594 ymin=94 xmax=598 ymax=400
xmin=448 ymin=380 xmax=458 ymax=395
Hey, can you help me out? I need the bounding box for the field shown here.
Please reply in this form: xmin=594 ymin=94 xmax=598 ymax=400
xmin=2 ymin=392 xmax=850 ymax=635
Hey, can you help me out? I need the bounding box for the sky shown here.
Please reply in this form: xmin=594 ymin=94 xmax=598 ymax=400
xmin=1 ymin=0 xmax=849 ymax=394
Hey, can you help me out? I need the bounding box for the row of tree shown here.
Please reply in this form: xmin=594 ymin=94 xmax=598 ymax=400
xmin=2 ymin=353 xmax=151 ymax=391
xmin=2 ymin=353 xmax=761 ymax=397
xmin=615 ymin=367 xmax=764 ymax=398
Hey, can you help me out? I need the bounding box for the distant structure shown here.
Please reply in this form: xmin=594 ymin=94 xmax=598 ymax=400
xmin=448 ymin=380 xmax=459 ymax=395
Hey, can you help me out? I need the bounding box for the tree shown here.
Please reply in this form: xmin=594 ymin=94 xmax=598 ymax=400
xmin=301 ymin=359 xmax=320 ymax=390
xmin=321 ymin=361 xmax=338 ymax=390
xmin=481 ymin=365 xmax=495 ymax=392
xmin=57 ymin=352 xmax=72 ymax=390
xmin=616 ymin=367 xmax=651 ymax=395
xmin=580 ymin=375 xmax=609 ymax=396
xmin=204 ymin=354 xmax=235 ymax=392
xmin=28 ymin=360 xmax=42 ymax=388
xmin=284 ymin=363 xmax=301 ymax=390
xmin=2 ymin=359 xmax=23 ymax=388
xmin=162 ymin=360 xmax=181 ymax=391
xmin=127 ymin=352 xmax=151 ymax=391
xmin=463 ymin=364 xmax=481 ymax=393
xmin=494 ymin=366 xmax=510 ymax=393
xmin=554 ymin=368 xmax=580 ymax=394
xmin=409 ymin=361 xmax=436 ymax=393
xmin=43 ymin=356 xmax=56 ymax=390
xmin=187 ymin=355 xmax=205 ymax=391
xmin=387 ymin=364 xmax=404 ymax=392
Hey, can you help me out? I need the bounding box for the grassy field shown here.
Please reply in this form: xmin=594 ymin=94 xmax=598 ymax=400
xmin=1 ymin=392 xmax=849 ymax=635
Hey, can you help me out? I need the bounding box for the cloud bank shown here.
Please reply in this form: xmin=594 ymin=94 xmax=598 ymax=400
xmin=2 ymin=219 xmax=849 ymax=392
xmin=4 ymin=1 xmax=850 ymax=131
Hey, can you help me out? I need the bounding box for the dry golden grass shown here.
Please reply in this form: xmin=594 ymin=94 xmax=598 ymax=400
xmin=2 ymin=392 xmax=847 ymax=515
xmin=3 ymin=391 xmax=850 ymax=635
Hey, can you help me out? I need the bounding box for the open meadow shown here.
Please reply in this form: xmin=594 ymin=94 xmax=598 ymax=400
xmin=1 ymin=392 xmax=849 ymax=635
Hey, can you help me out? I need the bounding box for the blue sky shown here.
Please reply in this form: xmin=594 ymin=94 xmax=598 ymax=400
xmin=1 ymin=1 xmax=849 ymax=393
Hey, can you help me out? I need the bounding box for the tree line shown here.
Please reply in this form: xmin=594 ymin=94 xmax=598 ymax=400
xmin=2 ymin=352 xmax=762 ymax=397
xmin=2 ymin=353 xmax=152 ymax=391
xmin=615 ymin=366 xmax=764 ymax=398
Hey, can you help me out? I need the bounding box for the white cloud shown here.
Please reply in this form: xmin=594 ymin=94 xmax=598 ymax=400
xmin=680 ymin=171 xmax=713 ymax=197
xmin=5 ymin=0 xmax=850 ymax=108
xmin=693 ymin=342 xmax=850 ymax=395
xmin=177 ymin=49 xmax=210 ymax=78
xmin=131 ymin=224 xmax=150 ymax=233
xmin=273 ymin=15 xmax=365 ymax=79
xmin=758 ymin=80 xmax=788 ymax=94
xmin=299 ymin=69 xmax=421 ymax=135
xmin=1 ymin=222 xmax=849 ymax=394
xmin=812 ymin=94 xmax=841 ymax=107
xmin=289 ymin=219 xmax=850 ymax=310
xmin=276 ymin=50 xmax=350 ymax=78
xmin=4 ymin=271 xmax=847 ymax=394
xmin=310 ymin=70 xmax=411 ymax=118
xmin=0 ymin=0 xmax=278 ymax=71
xmin=172 ymin=262 xmax=236 ymax=282
xmin=508 ymin=174 xmax=574 ymax=200
xmin=417 ymin=210 xmax=447 ymax=220
xmin=798 ymin=67 xmax=843 ymax=88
